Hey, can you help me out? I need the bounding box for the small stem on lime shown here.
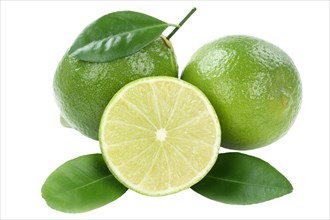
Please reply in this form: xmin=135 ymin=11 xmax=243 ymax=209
xmin=167 ymin=7 xmax=197 ymax=40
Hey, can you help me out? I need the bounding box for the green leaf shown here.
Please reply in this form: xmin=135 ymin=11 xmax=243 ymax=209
xmin=192 ymin=152 xmax=293 ymax=205
xmin=68 ymin=11 xmax=176 ymax=62
xmin=41 ymin=154 xmax=127 ymax=213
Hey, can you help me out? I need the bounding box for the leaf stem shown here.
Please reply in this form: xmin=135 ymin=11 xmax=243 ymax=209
xmin=167 ymin=7 xmax=197 ymax=40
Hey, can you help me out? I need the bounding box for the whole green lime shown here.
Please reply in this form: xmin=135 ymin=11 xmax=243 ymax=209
xmin=182 ymin=35 xmax=302 ymax=150
xmin=54 ymin=36 xmax=178 ymax=140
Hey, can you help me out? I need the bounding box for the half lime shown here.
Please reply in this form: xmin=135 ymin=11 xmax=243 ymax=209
xmin=99 ymin=77 xmax=221 ymax=196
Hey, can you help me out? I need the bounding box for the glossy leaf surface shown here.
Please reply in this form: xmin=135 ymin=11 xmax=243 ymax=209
xmin=192 ymin=152 xmax=293 ymax=205
xmin=68 ymin=11 xmax=176 ymax=62
xmin=42 ymin=154 xmax=127 ymax=213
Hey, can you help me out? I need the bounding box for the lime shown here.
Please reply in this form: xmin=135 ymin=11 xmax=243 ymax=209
xmin=182 ymin=35 xmax=302 ymax=150
xmin=53 ymin=36 xmax=178 ymax=140
xmin=99 ymin=77 xmax=221 ymax=196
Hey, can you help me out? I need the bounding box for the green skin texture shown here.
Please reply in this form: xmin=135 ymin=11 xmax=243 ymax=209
xmin=54 ymin=37 xmax=178 ymax=140
xmin=182 ymin=35 xmax=302 ymax=150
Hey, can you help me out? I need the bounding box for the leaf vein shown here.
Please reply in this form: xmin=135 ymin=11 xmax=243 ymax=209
xmin=204 ymin=175 xmax=290 ymax=190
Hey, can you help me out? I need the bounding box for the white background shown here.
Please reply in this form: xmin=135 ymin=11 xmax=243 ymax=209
xmin=1 ymin=1 xmax=329 ymax=219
